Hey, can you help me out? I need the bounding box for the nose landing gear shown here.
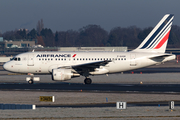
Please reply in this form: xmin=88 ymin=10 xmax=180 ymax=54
xmin=26 ymin=73 xmax=40 ymax=84
xmin=84 ymin=78 xmax=92 ymax=84
xmin=28 ymin=79 xmax=34 ymax=84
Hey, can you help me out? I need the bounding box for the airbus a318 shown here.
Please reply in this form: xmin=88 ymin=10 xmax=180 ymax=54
xmin=3 ymin=14 xmax=175 ymax=84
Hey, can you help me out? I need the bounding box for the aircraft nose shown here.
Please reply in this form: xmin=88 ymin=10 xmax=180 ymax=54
xmin=3 ymin=63 xmax=7 ymax=70
xmin=3 ymin=62 xmax=10 ymax=71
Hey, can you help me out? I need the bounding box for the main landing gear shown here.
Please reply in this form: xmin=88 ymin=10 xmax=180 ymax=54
xmin=84 ymin=77 xmax=92 ymax=84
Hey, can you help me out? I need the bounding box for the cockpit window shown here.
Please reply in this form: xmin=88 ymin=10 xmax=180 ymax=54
xmin=10 ymin=58 xmax=14 ymax=61
xmin=11 ymin=57 xmax=21 ymax=61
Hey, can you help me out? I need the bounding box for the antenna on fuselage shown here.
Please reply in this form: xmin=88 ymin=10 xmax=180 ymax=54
xmin=32 ymin=49 xmax=35 ymax=52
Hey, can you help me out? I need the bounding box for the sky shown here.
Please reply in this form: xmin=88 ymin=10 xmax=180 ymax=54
xmin=0 ymin=0 xmax=180 ymax=33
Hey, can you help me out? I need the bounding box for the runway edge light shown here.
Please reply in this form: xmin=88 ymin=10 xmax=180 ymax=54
xmin=32 ymin=105 xmax=36 ymax=110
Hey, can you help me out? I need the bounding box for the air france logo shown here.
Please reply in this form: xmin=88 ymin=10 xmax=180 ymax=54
xmin=72 ymin=54 xmax=76 ymax=57
xmin=36 ymin=54 xmax=77 ymax=58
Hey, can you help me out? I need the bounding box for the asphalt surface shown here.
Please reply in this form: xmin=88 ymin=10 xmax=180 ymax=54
xmin=126 ymin=67 xmax=180 ymax=73
xmin=1 ymin=83 xmax=180 ymax=93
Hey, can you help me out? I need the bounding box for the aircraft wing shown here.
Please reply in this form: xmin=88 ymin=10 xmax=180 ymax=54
xmin=72 ymin=60 xmax=111 ymax=73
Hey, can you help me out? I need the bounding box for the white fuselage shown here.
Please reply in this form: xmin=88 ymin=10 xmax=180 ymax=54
xmin=3 ymin=51 xmax=175 ymax=74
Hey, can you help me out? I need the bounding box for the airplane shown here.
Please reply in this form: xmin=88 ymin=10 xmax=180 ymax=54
xmin=3 ymin=14 xmax=175 ymax=84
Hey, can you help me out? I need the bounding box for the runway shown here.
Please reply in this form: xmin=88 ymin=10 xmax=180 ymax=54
xmin=1 ymin=63 xmax=180 ymax=119
xmin=1 ymin=83 xmax=180 ymax=93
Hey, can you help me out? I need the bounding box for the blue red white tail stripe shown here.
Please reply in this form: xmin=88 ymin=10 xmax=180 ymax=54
xmin=147 ymin=19 xmax=172 ymax=49
xmin=134 ymin=14 xmax=174 ymax=53
xmin=154 ymin=30 xmax=170 ymax=49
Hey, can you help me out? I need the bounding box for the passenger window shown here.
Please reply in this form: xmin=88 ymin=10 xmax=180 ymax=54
xmin=124 ymin=58 xmax=126 ymax=60
xmin=18 ymin=58 xmax=20 ymax=61
xmin=14 ymin=58 xmax=17 ymax=61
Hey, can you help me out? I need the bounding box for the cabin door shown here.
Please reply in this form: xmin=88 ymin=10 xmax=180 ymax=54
xmin=130 ymin=54 xmax=137 ymax=66
xmin=27 ymin=54 xmax=34 ymax=66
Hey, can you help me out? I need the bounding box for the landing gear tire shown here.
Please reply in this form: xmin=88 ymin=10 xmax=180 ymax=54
xmin=84 ymin=78 xmax=92 ymax=84
xmin=28 ymin=79 xmax=34 ymax=84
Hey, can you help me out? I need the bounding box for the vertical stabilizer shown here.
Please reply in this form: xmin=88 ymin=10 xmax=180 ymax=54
xmin=133 ymin=14 xmax=174 ymax=53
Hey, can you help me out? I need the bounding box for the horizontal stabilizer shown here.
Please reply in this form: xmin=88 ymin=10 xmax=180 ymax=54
xmin=148 ymin=55 xmax=172 ymax=59
xmin=148 ymin=54 xmax=175 ymax=62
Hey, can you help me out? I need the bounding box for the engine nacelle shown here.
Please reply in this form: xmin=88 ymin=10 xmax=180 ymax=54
xmin=52 ymin=68 xmax=80 ymax=81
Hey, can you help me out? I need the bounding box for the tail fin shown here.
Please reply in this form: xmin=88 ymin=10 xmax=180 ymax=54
xmin=133 ymin=14 xmax=174 ymax=53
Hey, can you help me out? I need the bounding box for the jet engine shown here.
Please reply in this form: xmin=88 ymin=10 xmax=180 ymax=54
xmin=52 ymin=68 xmax=80 ymax=81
